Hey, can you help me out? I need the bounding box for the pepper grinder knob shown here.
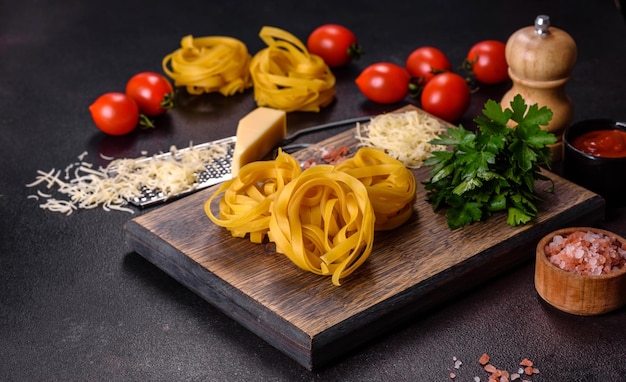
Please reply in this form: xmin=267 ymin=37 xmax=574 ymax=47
xmin=501 ymin=15 xmax=577 ymax=161
xmin=535 ymin=15 xmax=551 ymax=36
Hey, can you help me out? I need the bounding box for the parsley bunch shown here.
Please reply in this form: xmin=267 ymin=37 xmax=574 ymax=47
xmin=423 ymin=94 xmax=556 ymax=229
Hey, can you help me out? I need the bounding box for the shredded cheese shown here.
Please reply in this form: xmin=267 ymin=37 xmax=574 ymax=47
xmin=356 ymin=110 xmax=447 ymax=168
xmin=162 ymin=35 xmax=252 ymax=96
xmin=26 ymin=143 xmax=227 ymax=215
xmin=249 ymin=26 xmax=336 ymax=112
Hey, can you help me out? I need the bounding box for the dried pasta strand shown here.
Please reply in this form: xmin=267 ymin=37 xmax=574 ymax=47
xmin=249 ymin=26 xmax=336 ymax=112
xmin=268 ymin=165 xmax=375 ymax=286
xmin=162 ymin=35 xmax=252 ymax=96
xmin=204 ymin=150 xmax=302 ymax=243
xmin=335 ymin=147 xmax=416 ymax=231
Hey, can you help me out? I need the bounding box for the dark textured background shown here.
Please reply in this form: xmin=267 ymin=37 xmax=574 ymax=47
xmin=2 ymin=0 xmax=626 ymax=380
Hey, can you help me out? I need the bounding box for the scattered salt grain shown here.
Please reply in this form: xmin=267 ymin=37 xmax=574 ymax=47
xmin=446 ymin=354 xmax=539 ymax=381
xmin=479 ymin=353 xmax=490 ymax=366
xmin=519 ymin=358 xmax=533 ymax=367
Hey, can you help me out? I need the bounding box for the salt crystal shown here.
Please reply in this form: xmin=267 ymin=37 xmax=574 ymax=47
xmin=574 ymin=248 xmax=584 ymax=259
xmin=583 ymin=231 xmax=597 ymax=241
xmin=589 ymin=257 xmax=597 ymax=265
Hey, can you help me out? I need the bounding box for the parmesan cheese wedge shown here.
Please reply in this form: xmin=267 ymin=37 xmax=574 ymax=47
xmin=231 ymin=107 xmax=287 ymax=176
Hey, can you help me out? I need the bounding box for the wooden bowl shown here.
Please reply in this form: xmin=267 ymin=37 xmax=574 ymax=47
xmin=535 ymin=227 xmax=626 ymax=315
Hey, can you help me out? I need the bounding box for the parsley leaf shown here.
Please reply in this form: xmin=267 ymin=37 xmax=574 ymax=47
xmin=423 ymin=94 xmax=556 ymax=229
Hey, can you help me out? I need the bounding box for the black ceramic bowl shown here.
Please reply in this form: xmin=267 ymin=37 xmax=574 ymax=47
xmin=562 ymin=119 xmax=626 ymax=208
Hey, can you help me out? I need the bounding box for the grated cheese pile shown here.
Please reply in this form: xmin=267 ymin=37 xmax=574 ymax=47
xmin=355 ymin=110 xmax=446 ymax=168
xmin=26 ymin=144 xmax=227 ymax=215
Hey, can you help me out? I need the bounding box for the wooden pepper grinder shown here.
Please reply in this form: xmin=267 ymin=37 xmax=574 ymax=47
xmin=501 ymin=15 xmax=577 ymax=161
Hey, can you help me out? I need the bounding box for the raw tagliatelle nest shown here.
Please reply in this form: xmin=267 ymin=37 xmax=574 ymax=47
xmin=249 ymin=26 xmax=336 ymax=112
xmin=356 ymin=110 xmax=447 ymax=168
xmin=162 ymin=34 xmax=253 ymax=96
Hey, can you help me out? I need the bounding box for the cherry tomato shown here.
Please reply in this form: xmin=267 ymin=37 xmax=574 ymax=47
xmin=355 ymin=62 xmax=410 ymax=104
xmin=89 ymin=92 xmax=139 ymax=136
xmin=421 ymin=72 xmax=470 ymax=122
xmin=307 ymin=24 xmax=362 ymax=67
xmin=125 ymin=72 xmax=174 ymax=116
xmin=405 ymin=46 xmax=451 ymax=84
xmin=466 ymin=40 xmax=508 ymax=84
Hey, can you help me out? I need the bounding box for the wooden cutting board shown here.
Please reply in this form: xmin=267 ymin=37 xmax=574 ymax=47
xmin=124 ymin=107 xmax=605 ymax=370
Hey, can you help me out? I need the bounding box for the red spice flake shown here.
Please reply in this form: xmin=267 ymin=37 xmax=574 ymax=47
xmin=544 ymin=230 xmax=626 ymax=275
xmin=320 ymin=145 xmax=350 ymax=164
xmin=302 ymin=145 xmax=350 ymax=169
xmin=450 ymin=372 xmax=456 ymax=379
xmin=479 ymin=353 xmax=491 ymax=365
xmin=524 ymin=366 xmax=534 ymax=375
xmin=301 ymin=158 xmax=318 ymax=170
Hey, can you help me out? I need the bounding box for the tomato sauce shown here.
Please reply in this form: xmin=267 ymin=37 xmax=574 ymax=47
xmin=572 ymin=129 xmax=626 ymax=158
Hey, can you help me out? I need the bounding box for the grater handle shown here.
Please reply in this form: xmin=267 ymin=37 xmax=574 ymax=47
xmin=279 ymin=116 xmax=372 ymax=146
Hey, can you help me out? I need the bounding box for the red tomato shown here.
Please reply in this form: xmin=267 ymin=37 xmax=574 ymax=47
xmin=125 ymin=72 xmax=174 ymax=116
xmin=355 ymin=62 xmax=410 ymax=104
xmin=307 ymin=24 xmax=362 ymax=67
xmin=405 ymin=46 xmax=451 ymax=84
xmin=89 ymin=92 xmax=139 ymax=136
xmin=421 ymin=72 xmax=470 ymax=122
xmin=466 ymin=40 xmax=508 ymax=84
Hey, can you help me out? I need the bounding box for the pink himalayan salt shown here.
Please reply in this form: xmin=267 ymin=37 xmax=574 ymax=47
xmin=544 ymin=230 xmax=626 ymax=275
